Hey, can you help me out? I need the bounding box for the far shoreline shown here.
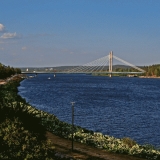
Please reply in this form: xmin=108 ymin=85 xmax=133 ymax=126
xmin=139 ymin=76 xmax=160 ymax=79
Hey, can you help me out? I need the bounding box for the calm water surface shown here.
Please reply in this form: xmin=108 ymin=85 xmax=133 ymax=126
xmin=18 ymin=74 xmax=160 ymax=147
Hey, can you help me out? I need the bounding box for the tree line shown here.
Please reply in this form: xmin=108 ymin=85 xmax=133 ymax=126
xmin=0 ymin=63 xmax=21 ymax=79
xmin=114 ymin=64 xmax=160 ymax=77
xmin=142 ymin=64 xmax=160 ymax=77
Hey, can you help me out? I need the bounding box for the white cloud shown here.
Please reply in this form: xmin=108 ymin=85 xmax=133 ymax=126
xmin=1 ymin=32 xmax=19 ymax=39
xmin=22 ymin=46 xmax=27 ymax=50
xmin=0 ymin=24 xmax=5 ymax=32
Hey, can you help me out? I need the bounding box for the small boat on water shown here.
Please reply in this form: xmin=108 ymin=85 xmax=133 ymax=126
xmin=29 ymin=76 xmax=34 ymax=78
xmin=48 ymin=77 xmax=51 ymax=79
xmin=54 ymin=74 xmax=56 ymax=77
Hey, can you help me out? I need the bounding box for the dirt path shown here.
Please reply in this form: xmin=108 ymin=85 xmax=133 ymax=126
xmin=46 ymin=132 xmax=145 ymax=160
xmin=0 ymin=81 xmax=6 ymax=85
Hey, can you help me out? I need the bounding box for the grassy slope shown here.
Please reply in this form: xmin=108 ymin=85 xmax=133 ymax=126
xmin=0 ymin=76 xmax=56 ymax=159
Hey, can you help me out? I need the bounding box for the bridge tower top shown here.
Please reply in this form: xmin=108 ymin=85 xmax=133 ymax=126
xmin=109 ymin=51 xmax=113 ymax=73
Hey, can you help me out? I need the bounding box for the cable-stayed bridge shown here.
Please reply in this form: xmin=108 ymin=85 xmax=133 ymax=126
xmin=22 ymin=51 xmax=145 ymax=76
xmin=65 ymin=51 xmax=145 ymax=77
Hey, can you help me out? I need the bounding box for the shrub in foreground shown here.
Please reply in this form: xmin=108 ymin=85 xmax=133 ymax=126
xmin=0 ymin=118 xmax=55 ymax=159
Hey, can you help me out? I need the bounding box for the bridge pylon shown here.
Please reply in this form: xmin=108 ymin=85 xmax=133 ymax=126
xmin=109 ymin=51 xmax=113 ymax=77
xmin=63 ymin=50 xmax=145 ymax=75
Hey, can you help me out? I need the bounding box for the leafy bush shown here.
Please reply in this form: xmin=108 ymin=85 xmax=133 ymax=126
xmin=122 ymin=137 xmax=137 ymax=148
xmin=0 ymin=118 xmax=55 ymax=159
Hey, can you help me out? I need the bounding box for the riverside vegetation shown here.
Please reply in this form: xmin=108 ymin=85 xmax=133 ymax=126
xmin=0 ymin=64 xmax=160 ymax=159
xmin=0 ymin=63 xmax=21 ymax=79
xmin=0 ymin=76 xmax=56 ymax=159
xmin=113 ymin=64 xmax=160 ymax=77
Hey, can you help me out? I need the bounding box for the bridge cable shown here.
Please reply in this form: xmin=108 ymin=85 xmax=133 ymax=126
xmin=113 ymin=55 xmax=145 ymax=73
xmin=67 ymin=55 xmax=109 ymax=73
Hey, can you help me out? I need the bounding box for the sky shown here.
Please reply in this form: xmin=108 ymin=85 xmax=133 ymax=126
xmin=0 ymin=0 xmax=160 ymax=67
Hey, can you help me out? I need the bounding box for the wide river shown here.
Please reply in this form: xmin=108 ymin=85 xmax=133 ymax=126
xmin=18 ymin=74 xmax=160 ymax=147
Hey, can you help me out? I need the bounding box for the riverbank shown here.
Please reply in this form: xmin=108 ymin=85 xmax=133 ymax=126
xmin=0 ymin=74 xmax=27 ymax=85
xmin=139 ymin=76 xmax=160 ymax=78
xmin=46 ymin=131 xmax=146 ymax=160
xmin=0 ymin=75 xmax=160 ymax=159
xmin=0 ymin=75 xmax=56 ymax=159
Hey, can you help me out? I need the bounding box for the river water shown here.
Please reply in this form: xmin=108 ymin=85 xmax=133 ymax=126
xmin=18 ymin=74 xmax=160 ymax=147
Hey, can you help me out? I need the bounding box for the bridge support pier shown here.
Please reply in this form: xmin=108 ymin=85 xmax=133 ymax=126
xmin=109 ymin=51 xmax=113 ymax=77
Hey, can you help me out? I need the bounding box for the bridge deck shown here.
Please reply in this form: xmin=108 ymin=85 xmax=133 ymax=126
xmin=22 ymin=71 xmax=144 ymax=74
